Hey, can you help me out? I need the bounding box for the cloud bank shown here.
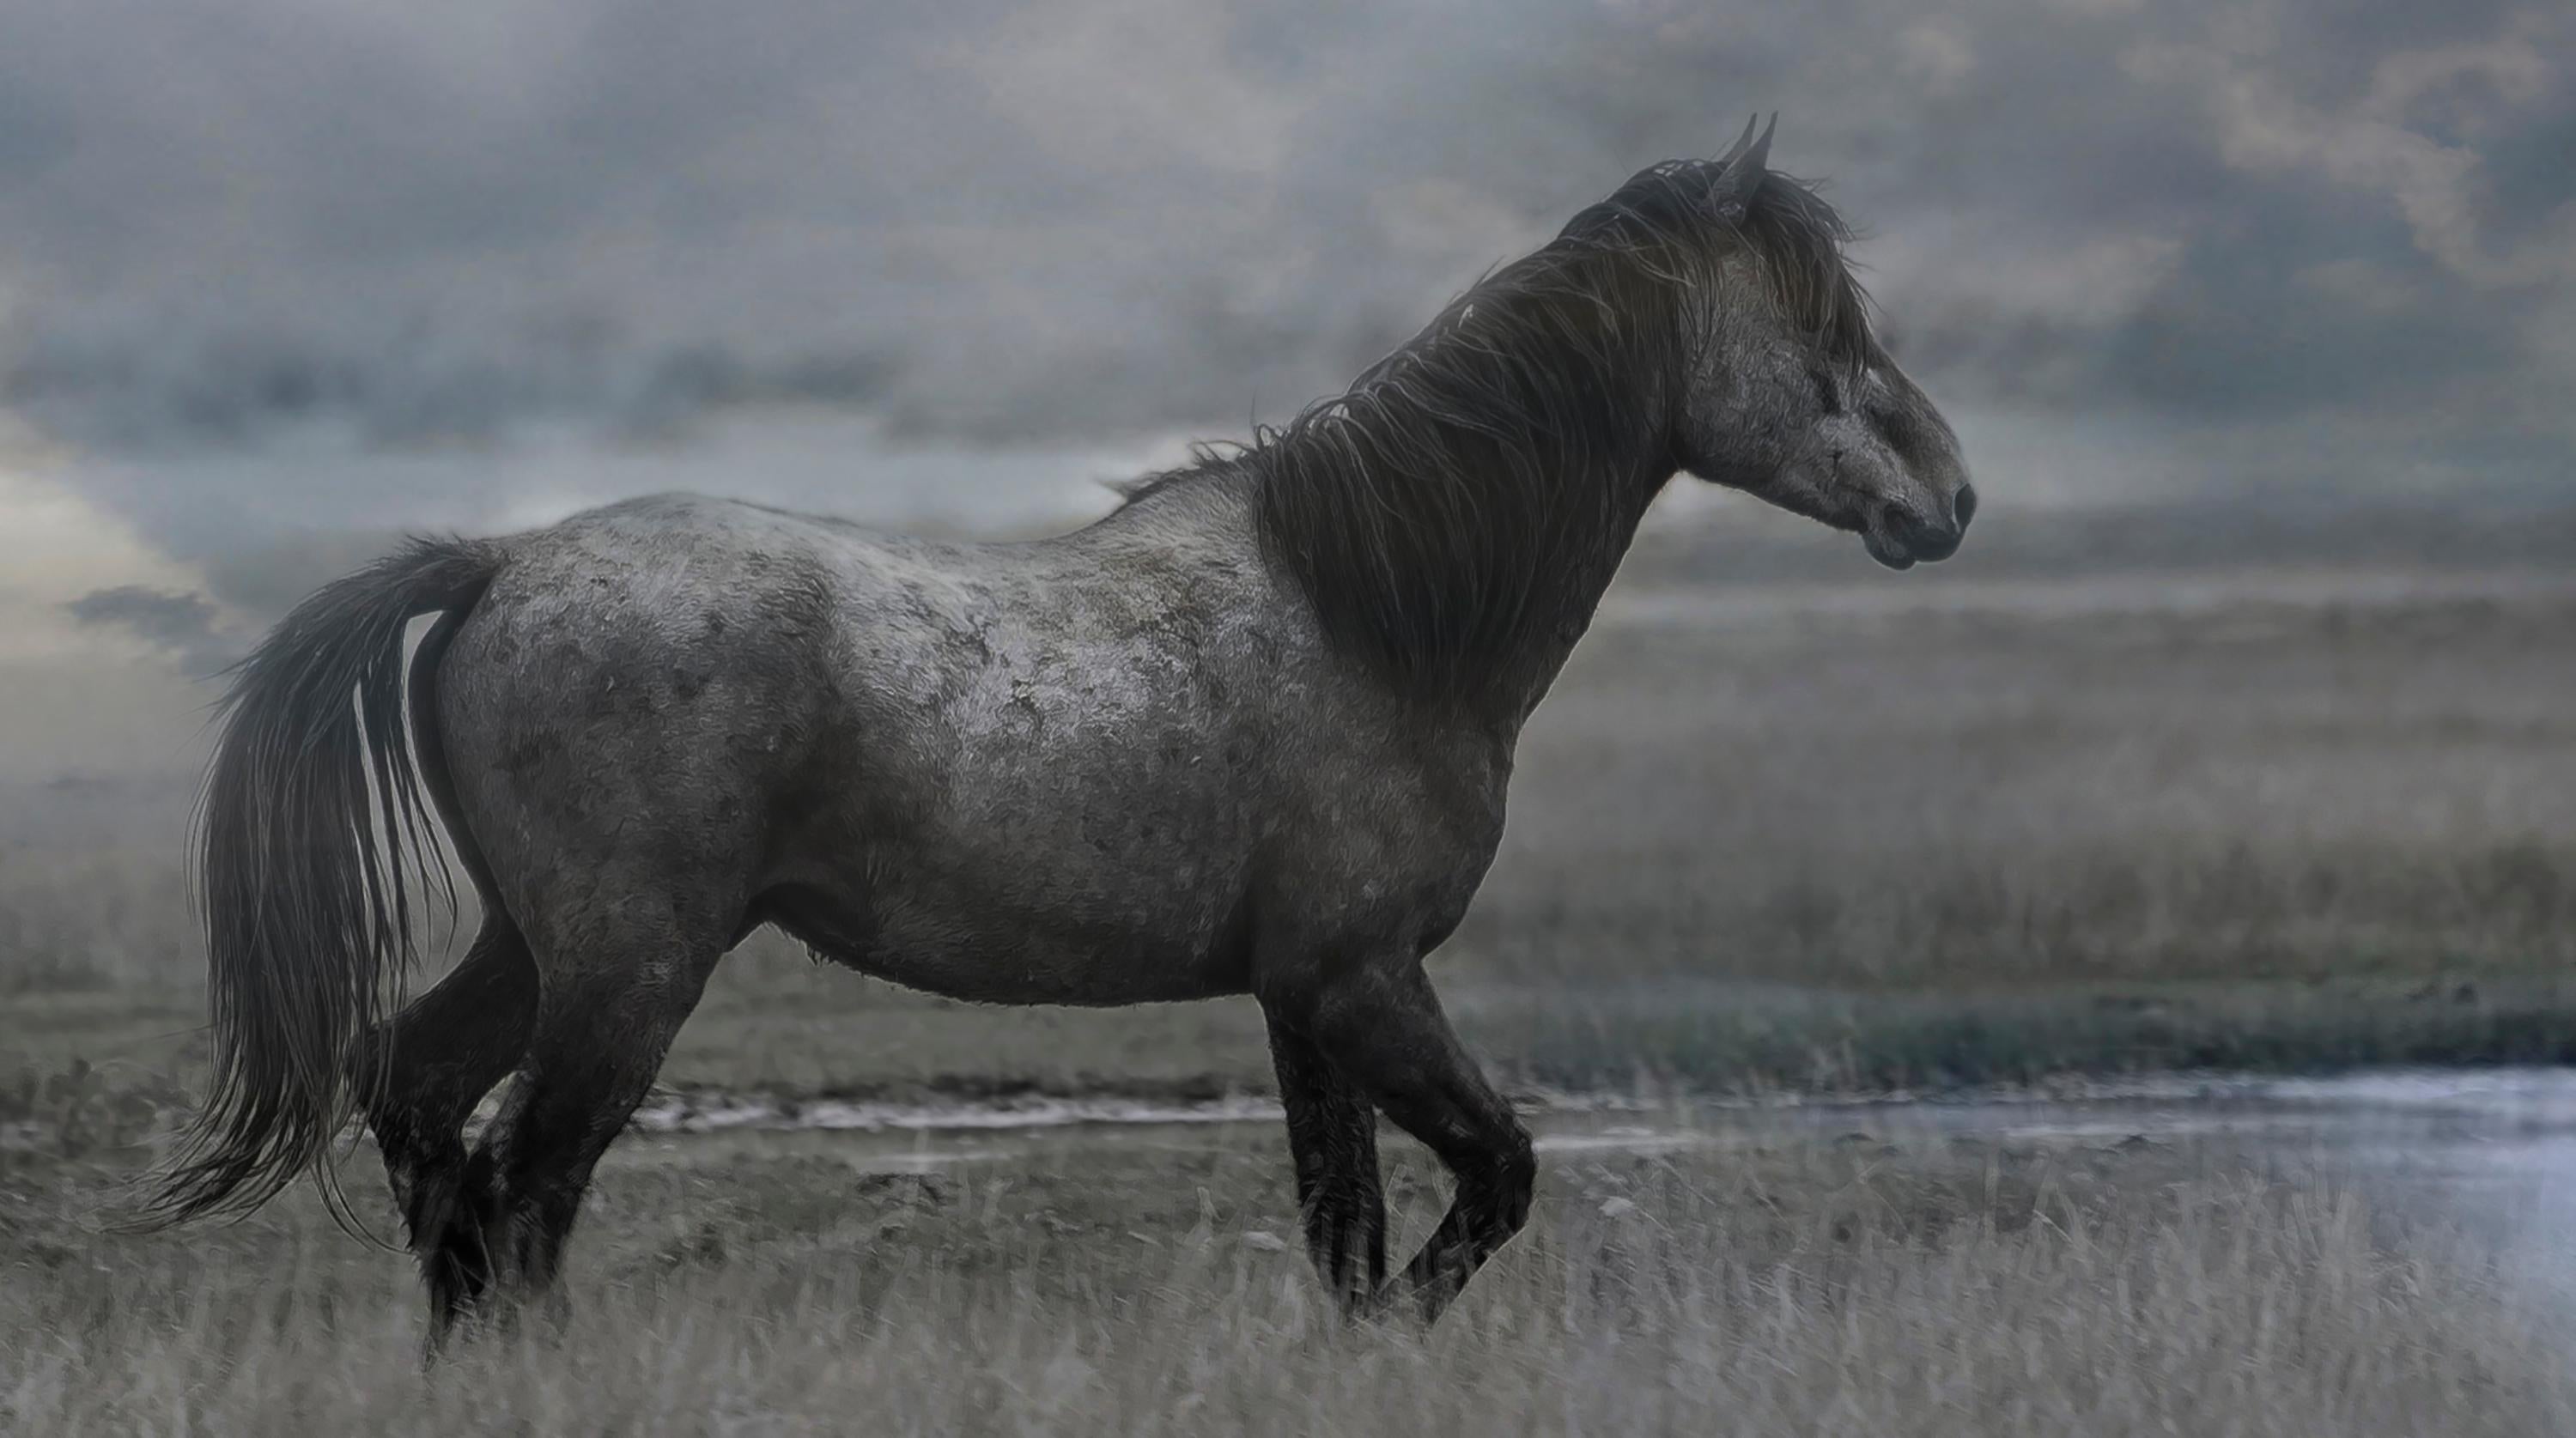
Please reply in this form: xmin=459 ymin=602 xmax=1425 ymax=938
xmin=0 ymin=0 xmax=2569 ymax=499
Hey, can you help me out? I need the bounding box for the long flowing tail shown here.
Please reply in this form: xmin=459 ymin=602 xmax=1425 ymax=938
xmin=137 ymin=537 xmax=505 ymax=1226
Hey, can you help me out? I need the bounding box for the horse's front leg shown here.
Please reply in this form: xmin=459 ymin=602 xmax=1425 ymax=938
xmin=1261 ymin=1004 xmax=1387 ymax=1312
xmin=1261 ymin=956 xmax=1534 ymax=1324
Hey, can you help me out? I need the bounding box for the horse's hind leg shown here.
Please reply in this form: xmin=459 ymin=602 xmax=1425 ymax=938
xmin=353 ymin=915 xmax=538 ymax=1336
xmin=1262 ymin=1008 xmax=1387 ymax=1309
xmin=1265 ymin=957 xmax=1534 ymax=1324
xmin=470 ymin=905 xmax=732 ymax=1318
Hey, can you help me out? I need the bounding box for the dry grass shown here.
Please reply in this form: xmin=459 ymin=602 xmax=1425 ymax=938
xmin=1470 ymin=577 xmax=2576 ymax=987
xmin=3 ymin=1125 xmax=2567 ymax=1435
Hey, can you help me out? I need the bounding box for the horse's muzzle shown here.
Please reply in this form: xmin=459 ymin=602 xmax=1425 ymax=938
xmin=1866 ymin=484 xmax=1974 ymax=571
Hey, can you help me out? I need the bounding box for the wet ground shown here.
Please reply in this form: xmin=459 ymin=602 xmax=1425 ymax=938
xmin=619 ymin=1067 xmax=2576 ymax=1297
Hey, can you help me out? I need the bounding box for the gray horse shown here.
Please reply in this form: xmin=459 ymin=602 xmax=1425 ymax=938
xmin=144 ymin=118 xmax=1972 ymax=1337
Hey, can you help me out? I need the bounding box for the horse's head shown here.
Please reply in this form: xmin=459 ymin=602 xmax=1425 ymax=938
xmin=1639 ymin=119 xmax=1976 ymax=569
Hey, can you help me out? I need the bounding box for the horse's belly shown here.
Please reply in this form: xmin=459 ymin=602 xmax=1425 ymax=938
xmin=769 ymin=626 xmax=1276 ymax=1003
xmin=760 ymin=861 xmax=1254 ymax=1007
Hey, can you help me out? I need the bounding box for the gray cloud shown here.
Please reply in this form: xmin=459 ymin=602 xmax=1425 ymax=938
xmin=63 ymin=586 xmax=238 ymax=675
xmin=0 ymin=0 xmax=2570 ymax=496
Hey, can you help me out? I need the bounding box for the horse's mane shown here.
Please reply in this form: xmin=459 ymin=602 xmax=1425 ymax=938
xmin=1132 ymin=160 xmax=1879 ymax=701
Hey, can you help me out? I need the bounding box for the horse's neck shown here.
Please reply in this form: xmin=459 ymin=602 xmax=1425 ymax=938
xmin=1476 ymin=464 xmax=1673 ymax=729
xmin=1242 ymin=252 xmax=1691 ymax=730
xmin=1438 ymin=346 xmax=1679 ymax=725
xmin=1425 ymin=285 xmax=1687 ymax=728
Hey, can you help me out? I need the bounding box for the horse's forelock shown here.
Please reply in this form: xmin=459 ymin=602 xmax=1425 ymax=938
xmin=1574 ymin=161 xmax=1879 ymax=379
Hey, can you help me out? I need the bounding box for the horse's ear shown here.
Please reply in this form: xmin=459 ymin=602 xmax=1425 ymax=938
xmin=1710 ymin=112 xmax=1777 ymax=218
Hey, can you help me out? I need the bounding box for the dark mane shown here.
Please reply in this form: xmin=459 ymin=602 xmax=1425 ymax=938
xmin=1170 ymin=161 xmax=1876 ymax=701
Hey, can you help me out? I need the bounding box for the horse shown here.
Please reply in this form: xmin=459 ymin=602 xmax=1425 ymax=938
xmin=141 ymin=117 xmax=1973 ymax=1338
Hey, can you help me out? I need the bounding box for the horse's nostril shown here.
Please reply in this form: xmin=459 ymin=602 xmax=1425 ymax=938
xmin=1953 ymin=482 xmax=1978 ymax=530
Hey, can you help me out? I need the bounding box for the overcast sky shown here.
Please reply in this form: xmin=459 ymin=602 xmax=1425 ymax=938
xmin=5 ymin=0 xmax=2572 ymax=486
xmin=3 ymin=0 xmax=2573 ymax=778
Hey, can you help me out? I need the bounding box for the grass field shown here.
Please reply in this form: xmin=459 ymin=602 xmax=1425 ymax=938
xmin=5 ymin=1108 xmax=2571 ymax=1435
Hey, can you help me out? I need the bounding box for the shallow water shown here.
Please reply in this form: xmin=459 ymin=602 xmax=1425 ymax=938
xmin=620 ymin=1067 xmax=2576 ymax=1295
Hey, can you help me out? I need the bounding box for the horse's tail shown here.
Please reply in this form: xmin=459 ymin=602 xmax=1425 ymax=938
xmin=135 ymin=536 xmax=506 ymax=1228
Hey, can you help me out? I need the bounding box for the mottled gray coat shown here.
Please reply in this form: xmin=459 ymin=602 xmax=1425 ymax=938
xmin=147 ymin=118 xmax=1974 ymax=1338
